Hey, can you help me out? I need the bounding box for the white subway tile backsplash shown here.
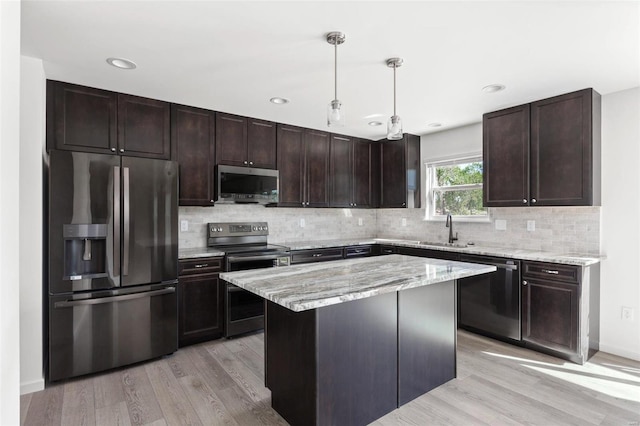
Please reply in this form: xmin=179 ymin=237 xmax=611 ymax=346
xmin=179 ymin=205 xmax=600 ymax=255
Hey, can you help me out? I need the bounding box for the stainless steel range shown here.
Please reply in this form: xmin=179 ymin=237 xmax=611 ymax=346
xmin=208 ymin=222 xmax=290 ymax=337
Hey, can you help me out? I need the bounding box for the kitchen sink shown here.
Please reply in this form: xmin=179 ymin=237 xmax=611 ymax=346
xmin=419 ymin=241 xmax=468 ymax=248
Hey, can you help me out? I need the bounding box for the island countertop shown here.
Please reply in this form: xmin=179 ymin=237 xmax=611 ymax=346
xmin=219 ymin=254 xmax=496 ymax=312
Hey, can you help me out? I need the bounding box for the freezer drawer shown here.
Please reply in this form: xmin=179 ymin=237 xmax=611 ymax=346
xmin=48 ymin=283 xmax=177 ymax=381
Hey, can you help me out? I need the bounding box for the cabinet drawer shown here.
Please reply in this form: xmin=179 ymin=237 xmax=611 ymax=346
xmin=179 ymin=257 xmax=223 ymax=275
xmin=291 ymin=248 xmax=344 ymax=264
xmin=522 ymin=261 xmax=579 ymax=285
xmin=345 ymin=245 xmax=375 ymax=258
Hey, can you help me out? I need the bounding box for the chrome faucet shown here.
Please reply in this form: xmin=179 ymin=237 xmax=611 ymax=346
xmin=445 ymin=213 xmax=458 ymax=244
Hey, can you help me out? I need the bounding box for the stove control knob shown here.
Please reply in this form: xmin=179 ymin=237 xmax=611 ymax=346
xmin=217 ymin=227 xmax=223 ymax=232
xmin=264 ymin=226 xmax=268 ymax=231
xmin=252 ymin=226 xmax=257 ymax=231
xmin=210 ymin=227 xmax=214 ymax=233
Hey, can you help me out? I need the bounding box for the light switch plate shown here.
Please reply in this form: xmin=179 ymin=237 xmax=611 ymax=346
xmin=527 ymin=220 xmax=536 ymax=231
xmin=495 ymin=219 xmax=507 ymax=231
xmin=299 ymin=218 xmax=306 ymax=228
xmin=401 ymin=218 xmax=407 ymax=227
xmin=180 ymin=220 xmax=188 ymax=232
xmin=358 ymin=218 xmax=363 ymax=226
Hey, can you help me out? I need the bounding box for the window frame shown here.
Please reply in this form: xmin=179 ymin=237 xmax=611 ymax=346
xmin=424 ymin=154 xmax=490 ymax=222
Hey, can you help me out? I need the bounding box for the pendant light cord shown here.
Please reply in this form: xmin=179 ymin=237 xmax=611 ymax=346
xmin=393 ymin=64 xmax=397 ymax=116
xmin=334 ymin=40 xmax=338 ymax=101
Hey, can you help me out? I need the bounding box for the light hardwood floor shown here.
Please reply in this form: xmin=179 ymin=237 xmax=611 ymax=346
xmin=21 ymin=330 xmax=640 ymax=426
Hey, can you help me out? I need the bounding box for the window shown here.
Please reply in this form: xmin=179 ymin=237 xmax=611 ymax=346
xmin=425 ymin=156 xmax=488 ymax=220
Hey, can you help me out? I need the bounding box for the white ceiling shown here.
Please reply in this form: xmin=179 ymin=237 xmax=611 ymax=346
xmin=21 ymin=1 xmax=640 ymax=140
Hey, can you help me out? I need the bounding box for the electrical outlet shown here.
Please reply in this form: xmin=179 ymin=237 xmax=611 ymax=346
xmin=358 ymin=218 xmax=363 ymax=226
xmin=495 ymin=219 xmax=507 ymax=231
xmin=180 ymin=220 xmax=188 ymax=232
xmin=299 ymin=218 xmax=306 ymax=228
xmin=401 ymin=218 xmax=407 ymax=227
xmin=527 ymin=220 xmax=536 ymax=232
xmin=622 ymin=306 xmax=635 ymax=321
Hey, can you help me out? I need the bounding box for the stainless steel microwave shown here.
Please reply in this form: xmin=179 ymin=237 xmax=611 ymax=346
xmin=216 ymin=165 xmax=279 ymax=204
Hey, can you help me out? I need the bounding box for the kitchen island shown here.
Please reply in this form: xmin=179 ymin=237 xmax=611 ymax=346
xmin=220 ymin=255 xmax=496 ymax=426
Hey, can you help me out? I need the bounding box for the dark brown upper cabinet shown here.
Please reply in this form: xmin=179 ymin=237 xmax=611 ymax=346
xmin=379 ymin=134 xmax=421 ymax=208
xmin=47 ymin=80 xmax=117 ymax=154
xmin=276 ymin=125 xmax=330 ymax=207
xmin=171 ymin=104 xmax=216 ymax=206
xmin=47 ymin=80 xmax=171 ymax=160
xmin=330 ymin=135 xmax=375 ymax=208
xmin=117 ymin=94 xmax=171 ymax=159
xmin=215 ymin=113 xmax=276 ymax=169
xmin=483 ymin=88 xmax=601 ymax=207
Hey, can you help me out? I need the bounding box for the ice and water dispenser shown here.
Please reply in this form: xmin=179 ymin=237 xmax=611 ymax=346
xmin=63 ymin=224 xmax=108 ymax=280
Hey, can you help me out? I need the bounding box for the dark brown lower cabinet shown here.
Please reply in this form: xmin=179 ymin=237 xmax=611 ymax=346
xmin=178 ymin=257 xmax=224 ymax=347
xmin=522 ymin=261 xmax=599 ymax=364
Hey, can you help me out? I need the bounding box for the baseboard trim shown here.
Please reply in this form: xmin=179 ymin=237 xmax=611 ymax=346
xmin=21 ymin=378 xmax=45 ymax=395
xmin=598 ymin=343 xmax=640 ymax=362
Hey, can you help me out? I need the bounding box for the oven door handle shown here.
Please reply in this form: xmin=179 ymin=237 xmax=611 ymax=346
xmin=226 ymin=253 xmax=289 ymax=263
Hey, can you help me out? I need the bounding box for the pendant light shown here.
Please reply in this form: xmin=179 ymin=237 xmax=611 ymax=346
xmin=327 ymin=32 xmax=346 ymax=127
xmin=386 ymin=57 xmax=404 ymax=140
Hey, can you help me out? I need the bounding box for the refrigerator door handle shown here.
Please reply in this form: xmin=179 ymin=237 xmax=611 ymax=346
xmin=54 ymin=287 xmax=175 ymax=308
xmin=123 ymin=166 xmax=130 ymax=276
xmin=113 ymin=166 xmax=121 ymax=283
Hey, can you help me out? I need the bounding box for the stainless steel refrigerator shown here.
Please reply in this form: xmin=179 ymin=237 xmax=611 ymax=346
xmin=47 ymin=150 xmax=178 ymax=381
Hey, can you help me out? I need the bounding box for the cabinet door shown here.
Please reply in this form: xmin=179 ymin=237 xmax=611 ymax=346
xmin=380 ymin=138 xmax=406 ymax=207
xmin=530 ymin=89 xmax=595 ymax=206
xmin=47 ymin=80 xmax=117 ymax=154
xmin=178 ymin=273 xmax=223 ymax=346
xmin=406 ymin=134 xmax=421 ymax=208
xmin=329 ymin=134 xmax=353 ymax=207
xmin=483 ymin=105 xmax=530 ymax=207
xmin=353 ymin=139 xmax=373 ymax=208
xmin=216 ymin=113 xmax=247 ymax=166
xmin=118 ymin=94 xmax=171 ymax=159
xmin=305 ymin=129 xmax=331 ymax=207
xmin=522 ymin=277 xmax=578 ymax=355
xmin=172 ymin=104 xmax=216 ymax=206
xmin=247 ymin=119 xmax=277 ymax=169
xmin=277 ymin=125 xmax=305 ymax=207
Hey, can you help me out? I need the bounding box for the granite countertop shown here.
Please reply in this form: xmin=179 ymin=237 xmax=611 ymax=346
xmin=181 ymin=237 xmax=602 ymax=266
xmin=220 ymin=255 xmax=496 ymax=312
xmin=273 ymin=237 xmax=603 ymax=267
xmin=178 ymin=247 xmax=225 ymax=259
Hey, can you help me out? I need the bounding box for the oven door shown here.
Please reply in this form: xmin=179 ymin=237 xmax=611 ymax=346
xmin=224 ymin=252 xmax=290 ymax=337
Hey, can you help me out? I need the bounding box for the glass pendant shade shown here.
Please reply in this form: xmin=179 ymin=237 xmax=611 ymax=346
xmin=327 ymin=99 xmax=345 ymax=127
xmin=387 ymin=115 xmax=403 ymax=140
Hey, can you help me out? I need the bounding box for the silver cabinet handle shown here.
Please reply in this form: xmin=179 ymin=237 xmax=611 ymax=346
xmin=111 ymin=147 xmax=116 ymax=152
xmin=194 ymin=264 xmax=209 ymax=268
xmin=123 ymin=167 xmax=130 ymax=276
xmin=523 ymin=280 xmax=528 ymax=286
xmin=249 ymin=161 xmax=254 ymax=165
xmin=542 ymin=269 xmax=559 ymax=275
xmin=243 ymin=160 xmax=248 ymax=165
xmin=54 ymin=288 xmax=175 ymax=308
xmin=313 ymin=253 xmax=323 ymax=257
xmin=119 ymin=148 xmax=124 ymax=153
xmin=523 ymin=199 xmax=528 ymax=204
xmin=532 ymin=198 xmax=537 ymax=204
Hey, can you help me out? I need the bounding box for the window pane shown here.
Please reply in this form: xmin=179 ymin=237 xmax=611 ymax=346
xmin=435 ymin=162 xmax=483 ymax=187
xmin=434 ymin=188 xmax=487 ymax=216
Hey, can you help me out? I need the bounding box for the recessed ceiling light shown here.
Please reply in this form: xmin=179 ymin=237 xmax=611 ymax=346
xmin=368 ymin=121 xmax=383 ymax=126
xmin=482 ymin=84 xmax=506 ymax=93
xmin=427 ymin=122 xmax=442 ymax=128
xmin=270 ymin=97 xmax=289 ymax=105
xmin=106 ymin=57 xmax=137 ymax=70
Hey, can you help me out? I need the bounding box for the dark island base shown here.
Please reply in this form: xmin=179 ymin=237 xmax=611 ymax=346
xmin=265 ymin=280 xmax=456 ymax=426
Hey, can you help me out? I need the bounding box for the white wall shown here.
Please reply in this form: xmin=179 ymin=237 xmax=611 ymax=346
xmin=20 ymin=56 xmax=45 ymax=394
xmin=599 ymin=87 xmax=640 ymax=360
xmin=0 ymin=0 xmax=22 ymax=423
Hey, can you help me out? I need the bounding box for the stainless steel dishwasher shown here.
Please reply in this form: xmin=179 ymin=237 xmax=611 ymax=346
xmin=457 ymin=255 xmax=522 ymax=342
